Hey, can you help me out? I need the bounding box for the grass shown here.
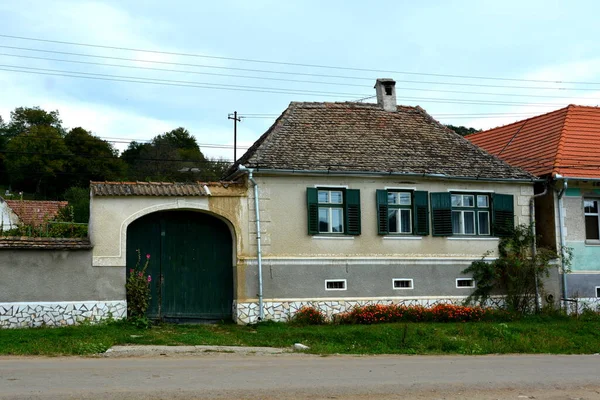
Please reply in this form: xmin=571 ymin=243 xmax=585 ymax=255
xmin=1 ymin=316 xmax=600 ymax=356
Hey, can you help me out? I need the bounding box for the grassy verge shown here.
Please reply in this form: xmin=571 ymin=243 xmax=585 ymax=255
xmin=1 ymin=317 xmax=599 ymax=356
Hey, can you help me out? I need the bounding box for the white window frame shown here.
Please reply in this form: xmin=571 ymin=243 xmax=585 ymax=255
xmin=325 ymin=279 xmax=347 ymax=291
xmin=392 ymin=278 xmax=414 ymax=290
xmin=387 ymin=190 xmax=413 ymax=235
xmin=451 ymin=193 xmax=491 ymax=236
xmin=596 ymin=286 xmax=600 ymax=298
xmin=584 ymin=198 xmax=600 ymax=241
xmin=456 ymin=278 xmax=475 ymax=289
xmin=317 ymin=189 xmax=344 ymax=234
xmin=452 ymin=210 xmax=476 ymax=235
xmin=478 ymin=210 xmax=491 ymax=236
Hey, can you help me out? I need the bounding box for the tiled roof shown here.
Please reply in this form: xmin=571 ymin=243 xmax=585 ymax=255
xmin=467 ymin=105 xmax=600 ymax=179
xmin=91 ymin=181 xmax=211 ymax=196
xmin=5 ymin=200 xmax=68 ymax=226
xmin=230 ymin=102 xmax=533 ymax=180
xmin=0 ymin=237 xmax=91 ymax=250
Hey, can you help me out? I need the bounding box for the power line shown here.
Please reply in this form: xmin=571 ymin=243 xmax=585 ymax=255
xmin=1 ymin=45 xmax=599 ymax=92
xmin=2 ymin=33 xmax=599 ymax=85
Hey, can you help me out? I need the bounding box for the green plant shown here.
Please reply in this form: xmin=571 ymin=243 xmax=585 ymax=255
xmin=291 ymin=306 xmax=326 ymax=325
xmin=463 ymin=223 xmax=569 ymax=315
xmin=126 ymin=250 xmax=152 ymax=320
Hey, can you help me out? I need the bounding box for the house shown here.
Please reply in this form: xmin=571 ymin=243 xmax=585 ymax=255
xmin=0 ymin=79 xmax=547 ymax=329
xmin=0 ymin=198 xmax=68 ymax=230
xmin=467 ymin=105 xmax=600 ymax=307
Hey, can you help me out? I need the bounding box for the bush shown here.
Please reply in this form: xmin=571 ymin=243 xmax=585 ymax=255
xmin=126 ymin=250 xmax=152 ymax=320
xmin=291 ymin=306 xmax=326 ymax=325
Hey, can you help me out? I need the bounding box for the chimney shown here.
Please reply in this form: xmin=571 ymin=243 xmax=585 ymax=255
xmin=374 ymin=78 xmax=397 ymax=112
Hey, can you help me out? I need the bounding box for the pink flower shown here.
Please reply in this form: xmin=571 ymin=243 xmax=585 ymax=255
xmin=146 ymin=254 xmax=151 ymax=260
xmin=138 ymin=272 xmax=143 ymax=278
xmin=147 ymin=275 xmax=152 ymax=282
xmin=129 ymin=269 xmax=134 ymax=274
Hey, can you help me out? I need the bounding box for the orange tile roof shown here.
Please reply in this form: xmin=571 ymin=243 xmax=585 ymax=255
xmin=5 ymin=200 xmax=68 ymax=226
xmin=467 ymin=105 xmax=600 ymax=179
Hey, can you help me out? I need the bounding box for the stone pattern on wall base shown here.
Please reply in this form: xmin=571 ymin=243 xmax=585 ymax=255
xmin=567 ymin=298 xmax=600 ymax=314
xmin=234 ymin=297 xmax=505 ymax=324
xmin=0 ymin=300 xmax=126 ymax=329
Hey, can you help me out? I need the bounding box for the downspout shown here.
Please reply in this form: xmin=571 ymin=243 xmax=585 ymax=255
xmin=555 ymin=176 xmax=568 ymax=310
xmin=239 ymin=165 xmax=264 ymax=321
xmin=529 ymin=184 xmax=548 ymax=313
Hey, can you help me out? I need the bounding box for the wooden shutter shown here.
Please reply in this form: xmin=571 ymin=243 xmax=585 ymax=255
xmin=345 ymin=189 xmax=361 ymax=235
xmin=306 ymin=188 xmax=319 ymax=235
xmin=376 ymin=189 xmax=389 ymax=235
xmin=492 ymin=193 xmax=514 ymax=237
xmin=413 ymin=191 xmax=430 ymax=236
xmin=430 ymin=192 xmax=453 ymax=236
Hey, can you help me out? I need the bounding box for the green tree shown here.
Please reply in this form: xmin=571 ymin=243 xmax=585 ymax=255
xmin=5 ymin=125 xmax=70 ymax=196
xmin=62 ymin=186 xmax=90 ymax=223
xmin=2 ymin=107 xmax=64 ymax=139
xmin=64 ymin=127 xmax=126 ymax=187
xmin=445 ymin=124 xmax=481 ymax=137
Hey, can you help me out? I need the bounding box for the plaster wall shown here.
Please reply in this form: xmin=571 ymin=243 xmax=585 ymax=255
xmin=0 ymin=200 xmax=19 ymax=230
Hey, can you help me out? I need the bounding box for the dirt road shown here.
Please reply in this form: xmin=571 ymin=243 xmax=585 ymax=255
xmin=1 ymin=353 xmax=599 ymax=399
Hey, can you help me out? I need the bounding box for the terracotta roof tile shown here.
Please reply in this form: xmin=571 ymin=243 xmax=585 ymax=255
xmin=0 ymin=237 xmax=91 ymax=250
xmin=5 ymin=200 xmax=68 ymax=226
xmin=229 ymin=102 xmax=533 ymax=180
xmin=467 ymin=105 xmax=600 ymax=179
xmin=90 ymin=181 xmax=212 ymax=196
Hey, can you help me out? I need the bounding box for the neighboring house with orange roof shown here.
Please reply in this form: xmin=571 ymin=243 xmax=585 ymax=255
xmin=0 ymin=199 xmax=68 ymax=229
xmin=467 ymin=105 xmax=600 ymax=305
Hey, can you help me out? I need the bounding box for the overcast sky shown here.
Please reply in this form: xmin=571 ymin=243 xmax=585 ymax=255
xmin=1 ymin=0 xmax=599 ymax=160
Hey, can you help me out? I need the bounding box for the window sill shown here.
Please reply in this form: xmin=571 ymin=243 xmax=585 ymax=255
xmin=312 ymin=236 xmax=355 ymax=240
xmin=383 ymin=236 xmax=422 ymax=240
xmin=447 ymin=237 xmax=499 ymax=241
xmin=585 ymin=240 xmax=600 ymax=246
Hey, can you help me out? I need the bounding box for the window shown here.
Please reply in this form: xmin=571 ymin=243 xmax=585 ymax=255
xmin=456 ymin=278 xmax=475 ymax=288
xmin=393 ymin=279 xmax=414 ymax=289
xmin=596 ymin=286 xmax=600 ymax=298
xmin=376 ymin=190 xmax=429 ymax=235
xmin=325 ymin=279 xmax=346 ymax=291
xmin=307 ymin=188 xmax=361 ymax=235
xmin=584 ymin=199 xmax=600 ymax=240
xmin=451 ymin=193 xmax=490 ymax=236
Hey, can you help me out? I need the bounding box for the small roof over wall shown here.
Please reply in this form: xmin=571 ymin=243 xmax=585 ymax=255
xmin=4 ymin=200 xmax=68 ymax=226
xmin=90 ymin=181 xmax=245 ymax=197
xmin=0 ymin=237 xmax=91 ymax=250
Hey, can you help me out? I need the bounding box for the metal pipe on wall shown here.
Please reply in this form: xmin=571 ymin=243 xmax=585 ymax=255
xmin=555 ymin=176 xmax=568 ymax=311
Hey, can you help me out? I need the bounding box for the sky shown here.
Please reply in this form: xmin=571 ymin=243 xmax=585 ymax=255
xmin=1 ymin=0 xmax=600 ymax=161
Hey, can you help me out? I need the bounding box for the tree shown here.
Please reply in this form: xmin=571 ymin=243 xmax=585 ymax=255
xmin=5 ymin=125 xmax=70 ymax=196
xmin=445 ymin=124 xmax=481 ymax=137
xmin=64 ymin=127 xmax=126 ymax=188
xmin=2 ymin=107 xmax=64 ymax=139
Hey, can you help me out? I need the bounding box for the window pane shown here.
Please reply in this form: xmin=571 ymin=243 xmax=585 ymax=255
xmin=585 ymin=200 xmax=598 ymax=214
xmin=478 ymin=211 xmax=490 ymax=235
xmin=464 ymin=211 xmax=475 ymax=234
xmin=318 ymin=191 xmax=329 ymax=203
xmin=330 ymin=191 xmax=343 ymax=204
xmin=586 ymin=215 xmax=600 ymax=240
xmin=398 ymin=192 xmax=411 ymax=205
xmin=451 ymin=195 xmax=462 ymax=207
xmin=452 ymin=211 xmax=461 ymax=234
xmin=463 ymin=195 xmax=474 ymax=207
xmin=477 ymin=195 xmax=489 ymax=208
xmin=331 ymin=208 xmax=344 ymax=233
xmin=400 ymin=209 xmax=411 ymax=233
xmin=389 ymin=209 xmax=398 ymax=233
xmin=318 ymin=208 xmax=329 ymax=232
xmin=388 ymin=192 xmax=398 ymax=205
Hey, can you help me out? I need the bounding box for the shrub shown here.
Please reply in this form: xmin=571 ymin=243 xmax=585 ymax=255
xmin=291 ymin=306 xmax=326 ymax=325
xmin=126 ymin=250 xmax=152 ymax=320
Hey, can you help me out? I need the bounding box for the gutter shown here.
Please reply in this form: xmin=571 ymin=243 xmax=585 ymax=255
xmin=238 ymin=165 xmax=264 ymax=321
xmin=555 ymin=175 xmax=569 ymax=311
xmin=233 ymin=167 xmax=541 ymax=183
xmin=529 ymin=183 xmax=548 ymax=313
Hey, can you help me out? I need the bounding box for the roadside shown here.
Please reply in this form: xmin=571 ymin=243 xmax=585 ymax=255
xmin=1 ymin=353 xmax=600 ymax=400
xmin=1 ymin=317 xmax=600 ymax=356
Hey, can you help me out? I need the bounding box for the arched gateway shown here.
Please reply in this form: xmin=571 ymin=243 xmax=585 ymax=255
xmin=126 ymin=210 xmax=233 ymax=321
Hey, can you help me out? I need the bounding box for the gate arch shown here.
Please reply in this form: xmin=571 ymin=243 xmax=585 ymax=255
xmin=126 ymin=210 xmax=234 ymax=321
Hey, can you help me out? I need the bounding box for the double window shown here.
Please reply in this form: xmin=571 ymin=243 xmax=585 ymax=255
xmin=451 ymin=194 xmax=490 ymax=235
xmin=376 ymin=190 xmax=429 ymax=236
xmin=387 ymin=191 xmax=412 ymax=234
xmin=307 ymin=187 xmax=361 ymax=235
xmin=584 ymin=199 xmax=600 ymax=241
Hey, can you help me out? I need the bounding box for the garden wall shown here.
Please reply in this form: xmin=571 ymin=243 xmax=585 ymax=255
xmin=0 ymin=238 xmax=126 ymax=329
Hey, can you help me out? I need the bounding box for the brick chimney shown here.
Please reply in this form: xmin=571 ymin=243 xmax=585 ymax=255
xmin=374 ymin=78 xmax=397 ymax=112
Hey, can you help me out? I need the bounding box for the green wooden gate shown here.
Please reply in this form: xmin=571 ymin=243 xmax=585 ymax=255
xmin=126 ymin=210 xmax=233 ymax=321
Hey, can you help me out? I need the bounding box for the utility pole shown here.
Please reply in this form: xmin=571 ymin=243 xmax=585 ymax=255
xmin=228 ymin=111 xmax=242 ymax=162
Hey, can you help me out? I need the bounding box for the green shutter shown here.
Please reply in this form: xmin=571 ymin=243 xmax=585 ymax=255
xmin=307 ymin=188 xmax=319 ymax=235
xmin=430 ymin=192 xmax=453 ymax=236
xmin=492 ymin=193 xmax=514 ymax=237
xmin=345 ymin=189 xmax=361 ymax=235
xmin=376 ymin=189 xmax=389 ymax=235
xmin=413 ymin=191 xmax=430 ymax=236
